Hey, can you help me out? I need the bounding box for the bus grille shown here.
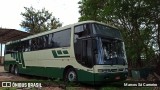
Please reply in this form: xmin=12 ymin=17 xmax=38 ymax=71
xmin=111 ymin=69 xmax=117 ymax=72
xmin=118 ymin=68 xmax=124 ymax=71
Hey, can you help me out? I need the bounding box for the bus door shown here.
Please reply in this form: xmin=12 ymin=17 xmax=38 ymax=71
xmin=74 ymin=38 xmax=97 ymax=82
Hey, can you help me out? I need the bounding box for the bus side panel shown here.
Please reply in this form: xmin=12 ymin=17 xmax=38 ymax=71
xmin=76 ymin=69 xmax=95 ymax=84
xmin=4 ymin=61 xmax=17 ymax=71
xmin=18 ymin=66 xmax=64 ymax=79
xmin=4 ymin=54 xmax=17 ymax=71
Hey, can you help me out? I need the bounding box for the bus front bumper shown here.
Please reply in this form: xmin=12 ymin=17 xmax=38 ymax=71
xmin=94 ymin=72 xmax=128 ymax=83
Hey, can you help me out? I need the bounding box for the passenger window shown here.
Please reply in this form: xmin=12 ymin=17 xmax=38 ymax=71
xmin=39 ymin=36 xmax=44 ymax=49
xmin=48 ymin=33 xmax=54 ymax=48
xmin=31 ymin=38 xmax=36 ymax=51
xmin=53 ymin=29 xmax=71 ymax=48
xmin=43 ymin=35 xmax=49 ymax=49
xmin=7 ymin=29 xmax=71 ymax=52
xmin=24 ymin=40 xmax=29 ymax=52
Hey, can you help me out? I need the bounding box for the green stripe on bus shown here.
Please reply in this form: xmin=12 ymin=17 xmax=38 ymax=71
xmin=63 ymin=50 xmax=69 ymax=54
xmin=57 ymin=50 xmax=62 ymax=55
xmin=20 ymin=52 xmax=25 ymax=67
xmin=13 ymin=53 xmax=16 ymax=59
xmin=10 ymin=52 xmax=25 ymax=67
xmin=16 ymin=53 xmax=19 ymax=62
xmin=18 ymin=52 xmax=22 ymax=63
xmin=11 ymin=53 xmax=13 ymax=58
xmin=52 ymin=50 xmax=70 ymax=58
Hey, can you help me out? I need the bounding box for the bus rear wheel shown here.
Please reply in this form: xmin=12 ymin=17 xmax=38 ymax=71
xmin=14 ymin=65 xmax=19 ymax=75
xmin=10 ymin=65 xmax=14 ymax=74
xmin=65 ymin=68 xmax=77 ymax=82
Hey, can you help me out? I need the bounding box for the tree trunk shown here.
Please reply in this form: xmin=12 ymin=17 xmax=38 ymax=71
xmin=137 ymin=52 xmax=142 ymax=68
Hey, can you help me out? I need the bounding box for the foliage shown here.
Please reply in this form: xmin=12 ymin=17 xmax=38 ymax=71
xmin=20 ymin=6 xmax=62 ymax=34
xmin=78 ymin=0 xmax=159 ymax=67
xmin=0 ymin=88 xmax=16 ymax=90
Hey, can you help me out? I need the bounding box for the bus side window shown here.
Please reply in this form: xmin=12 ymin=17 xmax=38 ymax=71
xmin=46 ymin=35 xmax=49 ymax=48
xmin=5 ymin=44 xmax=12 ymax=54
xmin=48 ymin=33 xmax=54 ymax=48
xmin=24 ymin=40 xmax=29 ymax=52
xmin=37 ymin=37 xmax=41 ymax=49
xmin=35 ymin=38 xmax=38 ymax=50
xmin=74 ymin=25 xmax=84 ymax=39
xmin=17 ymin=42 xmax=21 ymax=52
xmin=39 ymin=36 xmax=43 ymax=49
xmin=83 ymin=24 xmax=91 ymax=35
xmin=28 ymin=40 xmax=31 ymax=51
xmin=21 ymin=41 xmax=25 ymax=52
xmin=15 ymin=42 xmax=20 ymax=52
xmin=53 ymin=29 xmax=71 ymax=48
xmin=42 ymin=35 xmax=49 ymax=49
xmin=31 ymin=38 xmax=37 ymax=51
xmin=74 ymin=24 xmax=91 ymax=42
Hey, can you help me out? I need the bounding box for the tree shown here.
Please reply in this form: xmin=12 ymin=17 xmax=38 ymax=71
xmin=79 ymin=0 xmax=157 ymax=68
xmin=78 ymin=0 xmax=105 ymax=21
xmin=20 ymin=6 xmax=62 ymax=34
xmin=147 ymin=0 xmax=160 ymax=60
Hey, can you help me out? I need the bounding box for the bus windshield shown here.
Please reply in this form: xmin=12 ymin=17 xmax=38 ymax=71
xmin=96 ymin=38 xmax=126 ymax=65
xmin=93 ymin=23 xmax=122 ymax=39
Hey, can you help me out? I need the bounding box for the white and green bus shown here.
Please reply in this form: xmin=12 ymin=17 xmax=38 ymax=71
xmin=4 ymin=21 xmax=128 ymax=84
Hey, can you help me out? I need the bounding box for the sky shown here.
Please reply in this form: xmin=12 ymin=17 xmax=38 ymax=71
xmin=0 ymin=0 xmax=80 ymax=56
xmin=0 ymin=0 xmax=80 ymax=31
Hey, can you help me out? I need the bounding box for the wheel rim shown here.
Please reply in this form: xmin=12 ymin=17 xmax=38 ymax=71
xmin=68 ymin=71 xmax=76 ymax=81
xmin=14 ymin=67 xmax=18 ymax=75
xmin=11 ymin=66 xmax=14 ymax=74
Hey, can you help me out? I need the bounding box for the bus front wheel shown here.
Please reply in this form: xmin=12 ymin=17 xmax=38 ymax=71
xmin=64 ymin=68 xmax=77 ymax=82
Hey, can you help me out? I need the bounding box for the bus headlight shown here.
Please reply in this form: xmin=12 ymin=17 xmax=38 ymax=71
xmin=125 ymin=68 xmax=128 ymax=72
xmin=98 ymin=69 xmax=104 ymax=73
xmin=98 ymin=69 xmax=111 ymax=73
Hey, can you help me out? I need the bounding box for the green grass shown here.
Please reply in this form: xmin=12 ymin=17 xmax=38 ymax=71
xmin=0 ymin=88 xmax=17 ymax=90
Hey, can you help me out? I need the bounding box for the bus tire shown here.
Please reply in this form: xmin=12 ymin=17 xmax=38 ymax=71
xmin=9 ymin=65 xmax=12 ymax=73
xmin=64 ymin=68 xmax=77 ymax=82
xmin=10 ymin=65 xmax=14 ymax=74
xmin=14 ymin=65 xmax=19 ymax=76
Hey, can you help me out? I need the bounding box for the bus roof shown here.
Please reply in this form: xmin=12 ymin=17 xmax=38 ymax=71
xmin=6 ymin=20 xmax=116 ymax=44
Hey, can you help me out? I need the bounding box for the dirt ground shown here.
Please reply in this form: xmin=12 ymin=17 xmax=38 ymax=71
xmin=0 ymin=65 xmax=29 ymax=81
xmin=0 ymin=65 xmax=95 ymax=90
xmin=0 ymin=65 xmax=64 ymax=90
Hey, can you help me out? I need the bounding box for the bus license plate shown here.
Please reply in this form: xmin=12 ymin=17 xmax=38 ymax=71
xmin=115 ymin=76 xmax=120 ymax=80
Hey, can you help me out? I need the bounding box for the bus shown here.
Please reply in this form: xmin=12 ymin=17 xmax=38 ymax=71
xmin=4 ymin=21 xmax=128 ymax=84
